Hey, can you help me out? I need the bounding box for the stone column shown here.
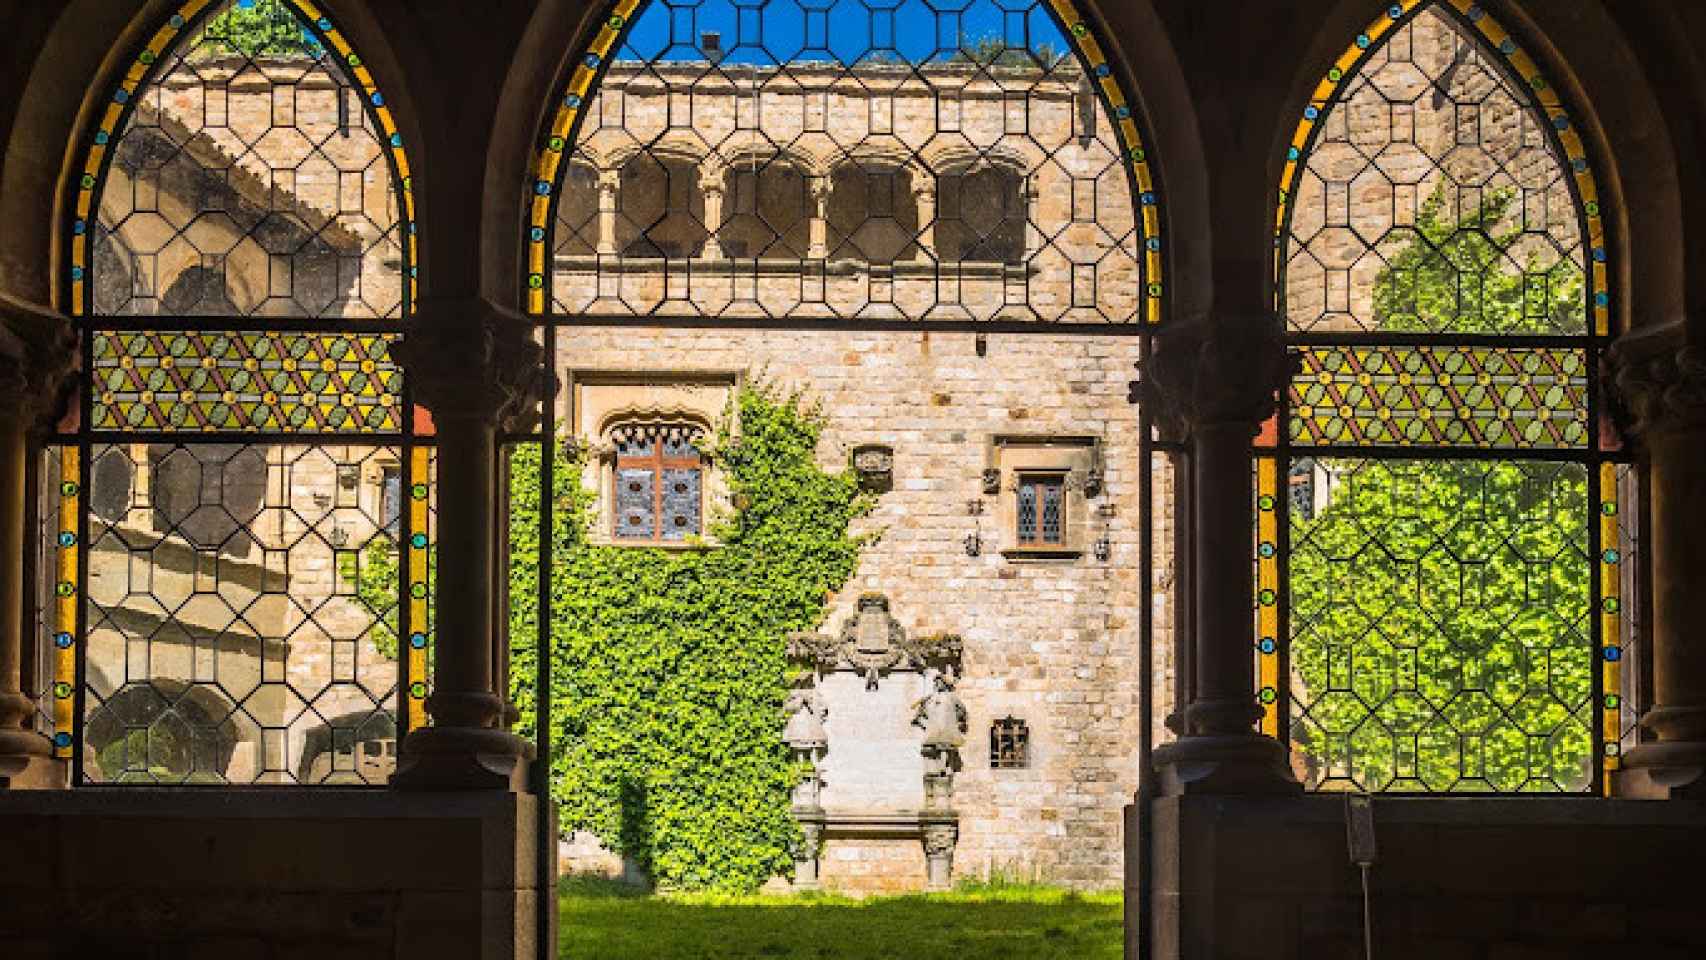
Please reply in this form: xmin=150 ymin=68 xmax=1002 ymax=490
xmin=1610 ymin=322 xmax=1706 ymax=800
xmin=1134 ymin=314 xmax=1298 ymax=795
xmin=699 ymin=171 xmax=725 ymax=259
xmin=912 ymin=181 xmax=936 ymax=259
xmin=596 ymin=169 xmax=621 ymax=256
xmin=807 ymin=175 xmax=830 ymax=260
xmin=0 ymin=294 xmax=74 ymax=790
xmin=391 ymin=298 xmax=546 ymax=791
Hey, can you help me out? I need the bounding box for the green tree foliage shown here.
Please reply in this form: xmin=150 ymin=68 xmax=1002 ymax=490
xmin=509 ymin=384 xmax=875 ymax=891
xmin=1287 ymin=186 xmax=1595 ymax=792
xmin=198 ymin=0 xmax=324 ymax=59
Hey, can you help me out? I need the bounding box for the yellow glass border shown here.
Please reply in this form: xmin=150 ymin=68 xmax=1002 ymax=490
xmin=1256 ymin=456 xmax=1281 ymax=738
xmin=68 ymin=0 xmax=418 ymax=319
xmin=406 ymin=445 xmax=433 ymax=731
xmin=1273 ymin=0 xmax=1611 ymax=336
xmin=1598 ymin=462 xmax=1621 ymax=794
xmin=51 ymin=447 xmax=80 ymax=759
xmin=524 ymin=0 xmax=1163 ymax=322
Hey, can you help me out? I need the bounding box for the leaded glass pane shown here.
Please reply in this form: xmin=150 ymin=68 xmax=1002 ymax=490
xmin=85 ymin=0 xmax=407 ymax=320
xmin=1279 ymin=5 xmax=1593 ymax=336
xmin=1286 ymin=458 xmax=1592 ymax=793
xmin=661 ymin=468 xmax=702 ymax=540
xmin=81 ymin=442 xmax=405 ymax=784
xmin=615 ymin=468 xmax=655 ymax=539
xmin=535 ymin=0 xmax=1159 ymax=323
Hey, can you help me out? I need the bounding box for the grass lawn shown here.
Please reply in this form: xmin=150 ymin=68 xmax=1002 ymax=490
xmin=557 ymin=878 xmax=1124 ymax=960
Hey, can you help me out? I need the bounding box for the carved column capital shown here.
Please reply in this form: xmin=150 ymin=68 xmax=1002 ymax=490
xmin=0 ymin=294 xmax=77 ymax=433
xmin=1608 ymin=322 xmax=1706 ymax=437
xmin=1131 ymin=313 xmax=1290 ymax=441
xmin=394 ymin=298 xmax=548 ymax=433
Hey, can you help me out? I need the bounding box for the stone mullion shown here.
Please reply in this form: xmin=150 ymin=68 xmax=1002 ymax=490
xmin=1609 ymin=322 xmax=1706 ymax=800
xmin=0 ymin=294 xmax=74 ymax=789
xmin=1135 ymin=314 xmax=1299 ymax=795
xmin=390 ymin=298 xmax=545 ymax=791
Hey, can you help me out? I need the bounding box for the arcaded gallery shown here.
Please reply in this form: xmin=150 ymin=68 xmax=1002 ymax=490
xmin=0 ymin=0 xmax=1702 ymax=957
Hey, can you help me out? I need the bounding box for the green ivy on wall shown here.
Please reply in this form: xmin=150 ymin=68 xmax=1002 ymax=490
xmin=509 ymin=383 xmax=876 ymax=891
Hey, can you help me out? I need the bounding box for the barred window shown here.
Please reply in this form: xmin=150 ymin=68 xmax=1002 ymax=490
xmin=990 ymin=718 xmax=1030 ymax=769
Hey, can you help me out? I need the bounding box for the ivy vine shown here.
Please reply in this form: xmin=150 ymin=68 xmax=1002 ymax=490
xmin=509 ymin=383 xmax=876 ymax=891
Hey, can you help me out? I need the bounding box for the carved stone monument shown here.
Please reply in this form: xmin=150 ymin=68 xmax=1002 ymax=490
xmin=783 ymin=594 xmax=964 ymax=891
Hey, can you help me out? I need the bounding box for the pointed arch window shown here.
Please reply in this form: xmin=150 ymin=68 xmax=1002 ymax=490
xmin=1264 ymin=0 xmax=1636 ymax=796
xmin=47 ymin=0 xmax=430 ymax=786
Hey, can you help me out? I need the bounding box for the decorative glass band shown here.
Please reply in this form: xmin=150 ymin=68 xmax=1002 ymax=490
xmin=1598 ymin=461 xmax=1622 ymax=792
xmin=1256 ymin=456 xmax=1281 ymax=739
xmin=406 ymin=445 xmax=432 ymax=730
xmin=52 ymin=447 xmax=80 ymax=759
xmin=67 ymin=0 xmax=416 ymax=319
xmin=1273 ymin=0 xmax=1610 ymax=336
xmin=90 ymin=331 xmax=402 ymax=433
xmin=1289 ymin=345 xmax=1589 ymax=449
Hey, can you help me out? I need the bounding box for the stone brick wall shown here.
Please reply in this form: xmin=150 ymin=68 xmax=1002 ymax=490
xmin=551 ymin=326 xmax=1173 ymax=891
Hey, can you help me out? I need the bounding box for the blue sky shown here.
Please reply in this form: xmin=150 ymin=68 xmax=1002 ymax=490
xmin=617 ymin=0 xmax=1073 ymax=66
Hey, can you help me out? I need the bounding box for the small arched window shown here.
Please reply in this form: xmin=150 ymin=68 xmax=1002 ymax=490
xmin=610 ymin=421 xmax=707 ymax=542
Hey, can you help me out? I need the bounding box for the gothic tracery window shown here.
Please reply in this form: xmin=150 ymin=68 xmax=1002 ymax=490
xmin=1265 ymin=0 xmax=1635 ymax=795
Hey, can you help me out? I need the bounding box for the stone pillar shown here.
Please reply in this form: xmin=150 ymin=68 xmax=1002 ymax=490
xmin=807 ymin=175 xmax=830 ymax=260
xmin=1134 ymin=314 xmax=1298 ymax=795
xmin=391 ymin=298 xmax=545 ymax=791
xmin=1610 ymin=322 xmax=1706 ymax=800
xmin=699 ymin=171 xmax=725 ymax=259
xmin=596 ymin=169 xmax=621 ymax=256
xmin=0 ymin=295 xmax=74 ymax=790
xmin=913 ymin=181 xmax=936 ymax=258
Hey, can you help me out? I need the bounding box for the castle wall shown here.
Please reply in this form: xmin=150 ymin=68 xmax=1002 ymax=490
xmin=550 ymin=325 xmax=1173 ymax=891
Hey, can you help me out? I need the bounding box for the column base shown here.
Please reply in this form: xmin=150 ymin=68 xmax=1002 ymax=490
xmin=0 ymin=730 xmax=63 ymax=789
xmin=1615 ymin=742 xmax=1706 ymax=802
xmin=1152 ymin=734 xmax=1300 ymax=796
xmin=392 ymin=727 xmax=536 ymax=792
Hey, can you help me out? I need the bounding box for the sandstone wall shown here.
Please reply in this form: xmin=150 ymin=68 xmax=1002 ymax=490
xmin=550 ymin=325 xmax=1173 ymax=891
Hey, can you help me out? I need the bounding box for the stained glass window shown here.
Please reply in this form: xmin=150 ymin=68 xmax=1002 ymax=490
xmin=611 ymin=422 xmax=706 ymax=542
xmin=54 ymin=0 xmax=427 ymax=785
xmin=1266 ymin=0 xmax=1632 ymax=795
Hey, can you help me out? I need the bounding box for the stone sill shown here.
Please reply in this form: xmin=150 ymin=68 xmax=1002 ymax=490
xmin=1000 ymin=547 xmax=1083 ymax=561
xmin=799 ymin=809 xmax=959 ymax=839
